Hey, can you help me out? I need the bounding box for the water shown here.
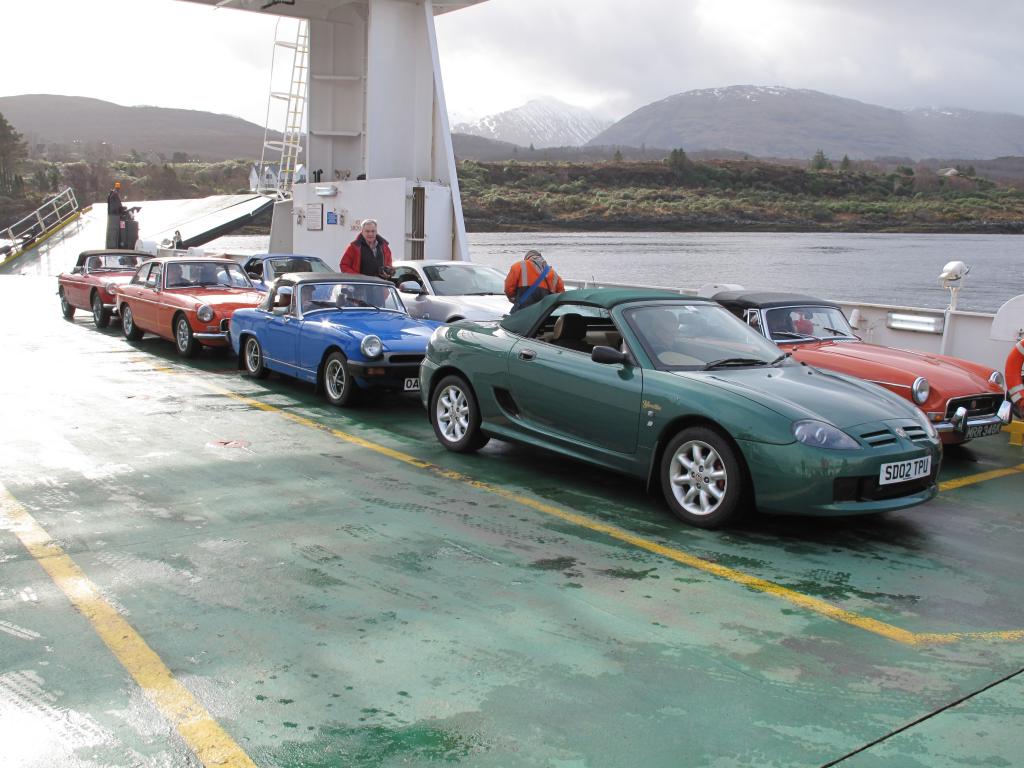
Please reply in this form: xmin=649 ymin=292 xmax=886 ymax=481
xmin=208 ymin=231 xmax=1024 ymax=313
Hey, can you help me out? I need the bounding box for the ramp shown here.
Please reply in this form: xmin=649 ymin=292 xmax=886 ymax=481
xmin=0 ymin=194 xmax=272 ymax=277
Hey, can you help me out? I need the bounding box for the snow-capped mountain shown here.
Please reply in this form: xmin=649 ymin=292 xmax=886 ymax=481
xmin=452 ymin=98 xmax=612 ymax=148
xmin=589 ymin=85 xmax=1024 ymax=160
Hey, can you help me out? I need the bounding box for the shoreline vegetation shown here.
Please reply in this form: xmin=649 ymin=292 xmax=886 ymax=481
xmin=457 ymin=155 xmax=1024 ymax=234
xmin=3 ymin=106 xmax=1023 ymax=235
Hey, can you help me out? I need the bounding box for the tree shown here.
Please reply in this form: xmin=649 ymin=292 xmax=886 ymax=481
xmin=839 ymin=154 xmax=852 ymax=172
xmin=667 ymin=148 xmax=691 ymax=173
xmin=810 ymin=149 xmax=832 ymax=171
xmin=0 ymin=111 xmax=28 ymax=195
xmin=613 ymin=148 xmax=623 ymax=162
xmin=171 ymin=151 xmax=190 ymax=164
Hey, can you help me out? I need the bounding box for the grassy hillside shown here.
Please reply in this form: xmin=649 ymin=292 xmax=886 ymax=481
xmin=457 ymin=158 xmax=1024 ymax=233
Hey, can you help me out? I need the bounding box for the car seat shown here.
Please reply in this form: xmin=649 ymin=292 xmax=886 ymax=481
xmin=87 ymin=256 xmax=102 ymax=271
xmin=551 ymin=313 xmax=590 ymax=353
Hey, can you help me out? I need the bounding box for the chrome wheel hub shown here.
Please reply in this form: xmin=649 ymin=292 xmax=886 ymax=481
xmin=669 ymin=440 xmax=728 ymax=516
xmin=436 ymin=385 xmax=470 ymax=443
xmin=176 ymin=319 xmax=189 ymax=350
xmin=245 ymin=339 xmax=261 ymax=371
xmin=325 ymin=360 xmax=346 ymax=399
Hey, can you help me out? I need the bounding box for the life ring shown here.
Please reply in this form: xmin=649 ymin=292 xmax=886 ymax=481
xmin=1006 ymin=339 xmax=1024 ymax=418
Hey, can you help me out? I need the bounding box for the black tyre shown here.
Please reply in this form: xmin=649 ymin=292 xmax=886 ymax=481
xmin=321 ymin=350 xmax=357 ymax=406
xmin=242 ymin=335 xmax=269 ymax=379
xmin=59 ymin=288 xmax=75 ymax=319
xmin=430 ymin=374 xmax=489 ymax=453
xmin=91 ymin=291 xmax=111 ymax=328
xmin=174 ymin=314 xmax=200 ymax=358
xmin=660 ymin=426 xmax=746 ymax=528
xmin=122 ymin=303 xmax=144 ymax=340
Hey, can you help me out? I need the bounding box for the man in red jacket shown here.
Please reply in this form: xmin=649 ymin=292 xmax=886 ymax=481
xmin=339 ymin=219 xmax=395 ymax=278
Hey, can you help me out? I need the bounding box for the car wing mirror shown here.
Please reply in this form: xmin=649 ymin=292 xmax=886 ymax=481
xmin=591 ymin=346 xmax=630 ymax=365
xmin=398 ymin=280 xmax=425 ymax=295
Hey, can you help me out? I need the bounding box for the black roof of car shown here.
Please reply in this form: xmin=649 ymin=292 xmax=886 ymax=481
xmin=712 ymin=290 xmax=840 ymax=310
xmin=500 ymin=287 xmax=708 ymax=335
xmin=275 ymin=272 xmax=390 ymax=285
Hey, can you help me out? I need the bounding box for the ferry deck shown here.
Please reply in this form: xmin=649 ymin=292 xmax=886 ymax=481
xmin=1 ymin=273 xmax=1022 ymax=768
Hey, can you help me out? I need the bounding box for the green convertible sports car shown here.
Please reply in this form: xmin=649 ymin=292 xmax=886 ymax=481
xmin=420 ymin=289 xmax=942 ymax=528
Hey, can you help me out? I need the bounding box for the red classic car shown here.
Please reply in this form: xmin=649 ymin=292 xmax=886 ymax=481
xmin=715 ymin=291 xmax=1012 ymax=444
xmin=57 ymin=250 xmax=149 ymax=328
xmin=114 ymin=257 xmax=263 ymax=356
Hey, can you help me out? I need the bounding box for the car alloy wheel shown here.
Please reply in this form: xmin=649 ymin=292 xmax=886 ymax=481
xmin=430 ymin=375 xmax=488 ymax=453
xmin=322 ymin=350 xmax=356 ymax=406
xmin=122 ymin=304 xmax=144 ymax=340
xmin=175 ymin=315 xmax=199 ymax=358
xmin=92 ymin=292 xmax=111 ymax=328
xmin=660 ymin=426 xmax=744 ymax=528
xmin=244 ymin=336 xmax=269 ymax=379
xmin=59 ymin=288 xmax=74 ymax=319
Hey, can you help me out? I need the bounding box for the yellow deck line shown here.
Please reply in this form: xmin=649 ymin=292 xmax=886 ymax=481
xmin=198 ymin=380 xmax=1021 ymax=648
xmin=0 ymin=482 xmax=257 ymax=768
xmin=938 ymin=463 xmax=1024 ymax=492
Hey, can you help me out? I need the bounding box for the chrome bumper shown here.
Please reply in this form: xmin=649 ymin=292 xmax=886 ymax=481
xmin=193 ymin=332 xmax=230 ymax=342
xmin=935 ymin=401 xmax=1013 ymax=433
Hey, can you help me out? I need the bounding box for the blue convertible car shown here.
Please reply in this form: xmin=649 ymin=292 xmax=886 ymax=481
xmin=230 ymin=273 xmax=442 ymax=405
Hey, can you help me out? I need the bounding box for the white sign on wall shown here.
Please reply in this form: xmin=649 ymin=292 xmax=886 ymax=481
xmin=305 ymin=203 xmax=323 ymax=231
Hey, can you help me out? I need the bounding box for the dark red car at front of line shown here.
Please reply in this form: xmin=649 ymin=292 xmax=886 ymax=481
xmin=113 ymin=257 xmax=263 ymax=356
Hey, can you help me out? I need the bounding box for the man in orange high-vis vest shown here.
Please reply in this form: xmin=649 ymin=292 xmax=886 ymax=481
xmin=504 ymin=250 xmax=565 ymax=312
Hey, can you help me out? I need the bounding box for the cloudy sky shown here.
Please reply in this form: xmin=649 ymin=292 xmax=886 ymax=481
xmin=1 ymin=0 xmax=1022 ymax=124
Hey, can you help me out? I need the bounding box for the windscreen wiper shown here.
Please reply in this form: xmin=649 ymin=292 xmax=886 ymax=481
xmin=772 ymin=331 xmax=819 ymax=340
xmin=703 ymin=357 xmax=771 ymax=370
xmin=823 ymin=326 xmax=849 ymax=336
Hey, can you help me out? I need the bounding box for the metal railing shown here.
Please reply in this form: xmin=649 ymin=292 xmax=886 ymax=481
xmin=1 ymin=188 xmax=80 ymax=256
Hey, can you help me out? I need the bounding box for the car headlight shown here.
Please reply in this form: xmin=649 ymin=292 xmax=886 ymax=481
xmin=360 ymin=334 xmax=383 ymax=359
xmin=989 ymin=370 xmax=1005 ymax=389
xmin=104 ymin=282 xmax=118 ymax=294
xmin=911 ymin=376 xmax=930 ymax=405
xmin=197 ymin=305 xmax=214 ymax=323
xmin=792 ymin=420 xmax=860 ymax=450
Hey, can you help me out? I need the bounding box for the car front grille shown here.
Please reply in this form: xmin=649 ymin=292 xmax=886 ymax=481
xmin=387 ymin=354 xmax=424 ymax=365
xmin=833 ymin=467 xmax=938 ymax=503
xmin=856 ymin=422 xmax=932 ymax=447
xmin=220 ymin=319 xmax=230 ymax=332
xmin=945 ymin=394 xmax=1002 ymax=419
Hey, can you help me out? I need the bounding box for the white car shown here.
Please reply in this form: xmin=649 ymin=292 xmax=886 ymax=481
xmin=391 ymin=260 xmax=511 ymax=322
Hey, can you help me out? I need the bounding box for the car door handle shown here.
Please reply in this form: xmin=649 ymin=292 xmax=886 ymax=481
xmin=518 ymin=349 xmax=536 ymax=361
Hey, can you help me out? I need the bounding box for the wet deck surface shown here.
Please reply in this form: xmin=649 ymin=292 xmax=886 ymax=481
xmin=2 ymin=277 xmax=1022 ymax=767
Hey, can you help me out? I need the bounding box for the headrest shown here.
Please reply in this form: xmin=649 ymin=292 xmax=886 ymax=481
xmin=553 ymin=313 xmax=587 ymax=340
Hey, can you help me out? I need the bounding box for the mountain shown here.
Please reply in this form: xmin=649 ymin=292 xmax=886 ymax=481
xmin=453 ymin=98 xmax=611 ymax=148
xmin=0 ymin=94 xmax=270 ymax=161
xmin=589 ymin=86 xmax=1024 ymax=160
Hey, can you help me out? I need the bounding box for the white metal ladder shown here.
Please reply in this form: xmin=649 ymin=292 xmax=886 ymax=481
xmin=257 ymin=18 xmax=309 ymax=199
xmin=1 ymin=187 xmax=79 ymax=260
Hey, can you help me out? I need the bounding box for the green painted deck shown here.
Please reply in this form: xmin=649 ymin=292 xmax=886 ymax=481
xmin=1 ymin=277 xmax=1022 ymax=767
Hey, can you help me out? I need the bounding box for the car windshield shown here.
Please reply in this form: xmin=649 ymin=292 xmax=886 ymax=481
xmin=164 ymin=261 xmax=251 ymax=289
xmin=299 ymin=281 xmax=406 ymax=314
xmin=86 ymin=254 xmax=141 ymax=271
xmin=627 ymin=303 xmax=784 ymax=370
xmin=266 ymin=257 xmax=332 ymax=280
xmin=764 ymin=305 xmax=856 ymax=342
xmin=422 ymin=264 xmax=505 ymax=296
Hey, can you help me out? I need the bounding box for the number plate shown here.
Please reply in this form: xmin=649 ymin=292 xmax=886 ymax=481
xmin=403 ymin=377 xmax=421 ymax=392
xmin=878 ymin=455 xmax=932 ymax=486
xmin=965 ymin=422 xmax=1003 ymax=439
